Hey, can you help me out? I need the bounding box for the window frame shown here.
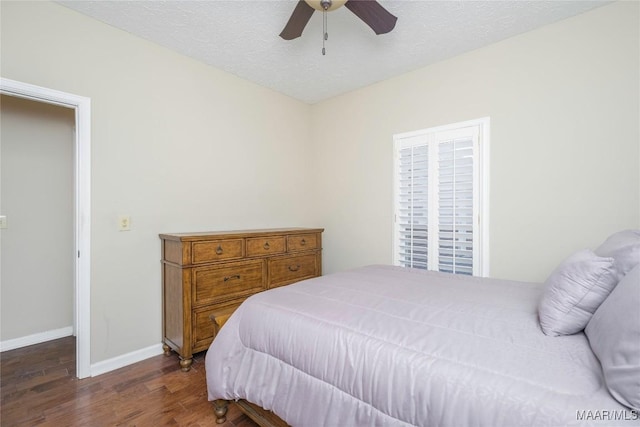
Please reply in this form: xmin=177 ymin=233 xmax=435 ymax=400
xmin=392 ymin=117 xmax=490 ymax=277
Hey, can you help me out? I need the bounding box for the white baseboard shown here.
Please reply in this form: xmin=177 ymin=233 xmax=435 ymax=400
xmin=0 ymin=326 xmax=74 ymax=352
xmin=90 ymin=343 xmax=164 ymax=377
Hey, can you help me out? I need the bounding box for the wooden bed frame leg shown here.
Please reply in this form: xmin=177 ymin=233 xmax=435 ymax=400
xmin=214 ymin=399 xmax=229 ymax=424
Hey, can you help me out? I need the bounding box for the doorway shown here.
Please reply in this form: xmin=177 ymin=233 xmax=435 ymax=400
xmin=0 ymin=78 xmax=91 ymax=378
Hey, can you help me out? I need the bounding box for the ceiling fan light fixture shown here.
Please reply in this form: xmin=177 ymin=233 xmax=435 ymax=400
xmin=280 ymin=0 xmax=397 ymax=42
xmin=304 ymin=0 xmax=347 ymax=12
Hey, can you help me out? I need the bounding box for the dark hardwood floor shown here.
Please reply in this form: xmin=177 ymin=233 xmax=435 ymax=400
xmin=0 ymin=337 xmax=258 ymax=426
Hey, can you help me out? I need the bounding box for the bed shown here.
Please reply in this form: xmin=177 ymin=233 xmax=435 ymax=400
xmin=205 ymin=232 xmax=640 ymax=426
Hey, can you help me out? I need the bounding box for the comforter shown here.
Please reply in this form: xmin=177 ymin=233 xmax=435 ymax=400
xmin=205 ymin=265 xmax=633 ymax=426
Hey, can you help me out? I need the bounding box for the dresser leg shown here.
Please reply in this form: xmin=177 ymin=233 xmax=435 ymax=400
xmin=179 ymin=357 xmax=193 ymax=372
xmin=162 ymin=343 xmax=172 ymax=356
xmin=214 ymin=399 xmax=229 ymax=424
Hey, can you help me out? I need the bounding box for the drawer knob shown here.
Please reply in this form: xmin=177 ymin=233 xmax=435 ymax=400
xmin=215 ymin=245 xmax=223 ymax=255
xmin=264 ymin=242 xmax=270 ymax=250
xmin=300 ymin=239 xmax=306 ymax=246
xmin=223 ymin=275 xmax=241 ymax=282
xmin=288 ymin=264 xmax=301 ymax=272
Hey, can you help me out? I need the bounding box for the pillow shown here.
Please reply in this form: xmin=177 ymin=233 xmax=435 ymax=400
xmin=585 ymin=265 xmax=640 ymax=410
xmin=538 ymin=249 xmax=618 ymax=336
xmin=595 ymin=229 xmax=640 ymax=280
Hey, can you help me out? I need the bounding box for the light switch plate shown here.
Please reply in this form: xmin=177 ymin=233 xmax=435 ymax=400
xmin=0 ymin=216 xmax=7 ymax=229
xmin=118 ymin=215 xmax=131 ymax=231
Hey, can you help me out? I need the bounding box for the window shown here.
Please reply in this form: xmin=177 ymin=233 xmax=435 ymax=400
xmin=393 ymin=118 xmax=489 ymax=276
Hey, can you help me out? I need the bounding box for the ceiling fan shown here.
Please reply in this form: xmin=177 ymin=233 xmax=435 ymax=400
xmin=280 ymin=0 xmax=397 ymax=42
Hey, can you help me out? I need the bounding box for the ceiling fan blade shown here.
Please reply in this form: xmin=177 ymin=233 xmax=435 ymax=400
xmin=280 ymin=1 xmax=315 ymax=40
xmin=344 ymin=0 xmax=397 ymax=35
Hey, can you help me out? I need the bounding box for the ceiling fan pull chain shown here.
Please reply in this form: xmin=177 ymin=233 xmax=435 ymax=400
xmin=325 ymin=7 xmax=328 ymax=41
xmin=322 ymin=9 xmax=327 ymax=55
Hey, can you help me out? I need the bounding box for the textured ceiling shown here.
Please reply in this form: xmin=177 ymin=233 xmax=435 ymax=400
xmin=58 ymin=0 xmax=610 ymax=104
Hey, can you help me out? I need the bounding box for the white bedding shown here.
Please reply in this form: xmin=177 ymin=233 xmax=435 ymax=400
xmin=205 ymin=265 xmax=634 ymax=426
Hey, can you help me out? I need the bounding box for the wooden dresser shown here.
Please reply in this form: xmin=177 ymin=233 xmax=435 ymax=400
xmin=160 ymin=228 xmax=323 ymax=371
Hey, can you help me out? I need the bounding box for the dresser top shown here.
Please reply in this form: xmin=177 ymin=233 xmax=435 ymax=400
xmin=160 ymin=227 xmax=324 ymax=242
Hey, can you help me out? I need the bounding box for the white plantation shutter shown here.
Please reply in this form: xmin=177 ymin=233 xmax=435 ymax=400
xmin=437 ymin=132 xmax=475 ymax=275
xmin=397 ymin=141 xmax=429 ymax=269
xmin=393 ymin=119 xmax=488 ymax=276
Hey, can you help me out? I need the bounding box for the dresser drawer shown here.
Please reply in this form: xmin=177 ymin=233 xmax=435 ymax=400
xmin=269 ymin=254 xmax=319 ymax=288
xmin=191 ymin=239 xmax=243 ymax=264
xmin=246 ymin=236 xmax=286 ymax=257
xmin=192 ymin=307 xmax=217 ymax=353
xmin=192 ymin=304 xmax=239 ymax=353
xmin=192 ymin=260 xmax=266 ymax=306
xmin=287 ymin=233 xmax=319 ymax=252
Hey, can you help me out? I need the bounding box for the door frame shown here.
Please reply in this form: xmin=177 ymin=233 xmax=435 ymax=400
xmin=1 ymin=77 xmax=91 ymax=379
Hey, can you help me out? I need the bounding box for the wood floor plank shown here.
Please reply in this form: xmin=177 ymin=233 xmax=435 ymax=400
xmin=0 ymin=337 xmax=258 ymax=426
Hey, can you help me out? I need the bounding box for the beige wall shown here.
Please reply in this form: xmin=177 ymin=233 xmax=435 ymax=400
xmin=0 ymin=95 xmax=75 ymax=341
xmin=1 ymin=0 xmax=637 ymax=366
xmin=310 ymin=1 xmax=639 ymax=282
xmin=1 ymin=1 xmax=314 ymax=363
